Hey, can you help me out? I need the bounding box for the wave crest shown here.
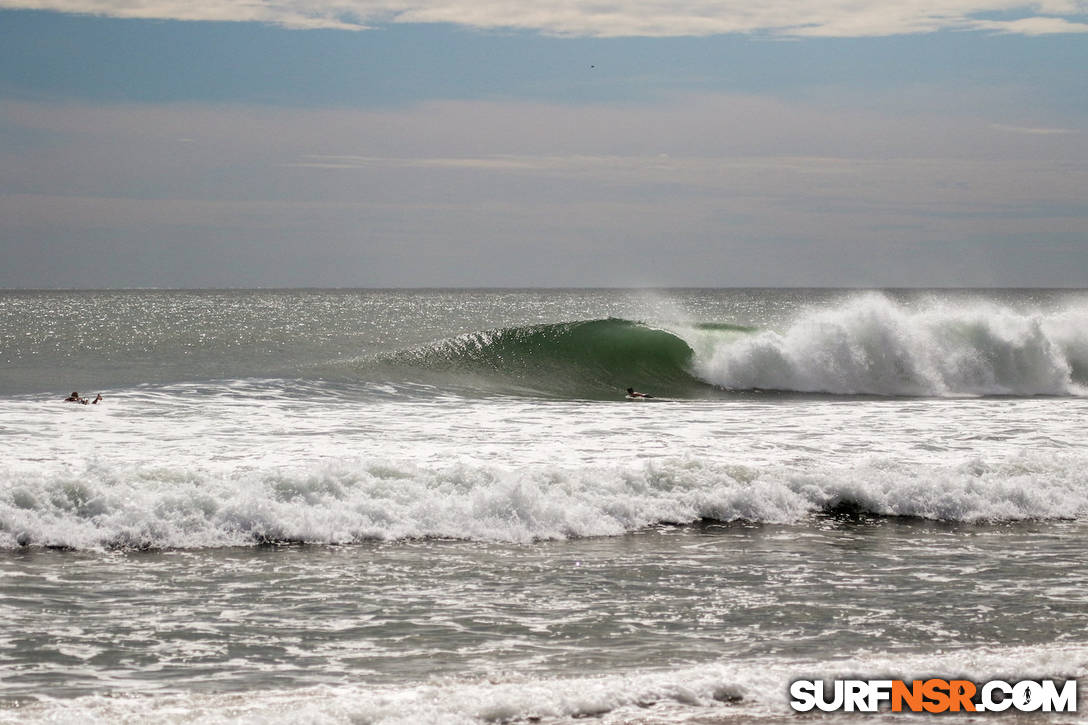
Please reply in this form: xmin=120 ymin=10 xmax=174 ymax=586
xmin=382 ymin=318 xmax=703 ymax=398
xmin=693 ymin=295 xmax=1088 ymax=396
xmin=3 ymin=455 xmax=1085 ymax=550
xmin=367 ymin=297 xmax=1088 ymax=399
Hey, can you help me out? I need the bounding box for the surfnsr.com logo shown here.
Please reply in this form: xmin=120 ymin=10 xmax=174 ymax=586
xmin=789 ymin=678 xmax=1077 ymax=713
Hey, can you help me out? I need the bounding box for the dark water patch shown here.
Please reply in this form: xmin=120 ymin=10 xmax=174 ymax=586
xmin=692 ymin=321 xmax=757 ymax=333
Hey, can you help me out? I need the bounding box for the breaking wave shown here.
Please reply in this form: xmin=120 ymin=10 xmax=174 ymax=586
xmin=693 ymin=295 xmax=1088 ymax=396
xmin=379 ymin=318 xmax=709 ymax=399
xmin=365 ymin=295 xmax=1088 ymax=399
xmin=3 ymin=454 xmax=1086 ymax=551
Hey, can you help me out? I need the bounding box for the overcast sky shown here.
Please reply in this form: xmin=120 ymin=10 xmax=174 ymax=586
xmin=1 ymin=2 xmax=1086 ymax=287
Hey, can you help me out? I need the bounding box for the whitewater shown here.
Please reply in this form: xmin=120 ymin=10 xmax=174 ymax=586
xmin=691 ymin=294 xmax=1088 ymax=397
xmin=1 ymin=288 xmax=1087 ymax=723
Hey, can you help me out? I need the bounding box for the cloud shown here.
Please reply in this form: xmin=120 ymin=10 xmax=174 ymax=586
xmin=2 ymin=94 xmax=1086 ymax=286
xmin=974 ymin=14 xmax=1088 ymax=33
xmin=285 ymin=154 xmax=686 ymax=173
xmin=2 ymin=0 xmax=1087 ymax=37
xmin=990 ymin=123 xmax=1077 ymax=134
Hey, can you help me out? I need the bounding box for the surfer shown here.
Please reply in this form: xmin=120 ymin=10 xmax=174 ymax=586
xmin=626 ymin=387 xmax=653 ymax=399
xmin=64 ymin=392 xmax=103 ymax=405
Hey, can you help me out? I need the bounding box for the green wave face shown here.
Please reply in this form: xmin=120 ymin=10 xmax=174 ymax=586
xmin=386 ymin=318 xmax=707 ymax=399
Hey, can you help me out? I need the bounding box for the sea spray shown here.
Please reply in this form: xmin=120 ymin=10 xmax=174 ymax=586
xmin=692 ymin=294 xmax=1088 ymax=396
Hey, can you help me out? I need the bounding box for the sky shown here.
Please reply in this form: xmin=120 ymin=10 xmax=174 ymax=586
xmin=0 ymin=1 xmax=1086 ymax=287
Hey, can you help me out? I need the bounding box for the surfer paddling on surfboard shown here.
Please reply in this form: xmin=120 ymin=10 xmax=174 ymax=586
xmin=626 ymin=387 xmax=653 ymax=399
xmin=63 ymin=392 xmax=103 ymax=405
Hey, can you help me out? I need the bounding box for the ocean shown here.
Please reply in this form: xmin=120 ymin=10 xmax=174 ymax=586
xmin=1 ymin=288 xmax=1086 ymax=723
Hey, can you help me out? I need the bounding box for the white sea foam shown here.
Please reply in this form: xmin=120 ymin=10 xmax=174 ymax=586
xmin=691 ymin=295 xmax=1088 ymax=396
xmin=3 ymin=453 xmax=1086 ymax=550
xmin=4 ymin=643 xmax=1084 ymax=724
xmin=5 ymin=354 xmax=1087 ymax=550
